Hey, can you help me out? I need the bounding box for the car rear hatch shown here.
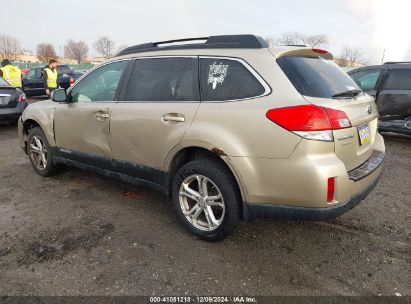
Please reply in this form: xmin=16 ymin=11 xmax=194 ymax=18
xmin=274 ymin=48 xmax=379 ymax=172
xmin=0 ymin=81 xmax=19 ymax=110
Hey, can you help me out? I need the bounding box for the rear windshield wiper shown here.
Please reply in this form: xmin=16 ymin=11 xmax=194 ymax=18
xmin=332 ymin=89 xmax=362 ymax=98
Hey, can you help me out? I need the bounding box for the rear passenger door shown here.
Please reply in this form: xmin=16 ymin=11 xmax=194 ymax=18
xmin=377 ymin=68 xmax=411 ymax=120
xmin=110 ymin=57 xmax=200 ymax=182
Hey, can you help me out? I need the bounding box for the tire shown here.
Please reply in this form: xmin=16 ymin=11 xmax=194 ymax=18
xmin=172 ymin=158 xmax=241 ymax=241
xmin=27 ymin=127 xmax=60 ymax=177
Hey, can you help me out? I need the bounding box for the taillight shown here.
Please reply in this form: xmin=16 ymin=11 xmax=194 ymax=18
xmin=266 ymin=105 xmax=351 ymax=141
xmin=69 ymin=78 xmax=75 ymax=85
xmin=18 ymin=93 xmax=26 ymax=103
xmin=312 ymin=48 xmax=328 ymax=54
xmin=327 ymin=177 xmax=335 ymax=203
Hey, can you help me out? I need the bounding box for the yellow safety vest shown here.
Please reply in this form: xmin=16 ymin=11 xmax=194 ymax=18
xmin=0 ymin=64 xmax=22 ymax=88
xmin=44 ymin=67 xmax=58 ymax=88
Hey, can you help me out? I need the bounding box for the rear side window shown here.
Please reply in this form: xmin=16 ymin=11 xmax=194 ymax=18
xmin=277 ymin=56 xmax=361 ymax=98
xmin=350 ymin=69 xmax=382 ymax=91
xmin=200 ymin=58 xmax=265 ymax=101
xmin=124 ymin=58 xmax=199 ymax=102
xmin=381 ymin=69 xmax=411 ymax=90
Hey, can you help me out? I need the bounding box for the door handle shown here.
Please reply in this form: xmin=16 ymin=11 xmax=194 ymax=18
xmin=93 ymin=112 xmax=109 ymax=121
xmin=162 ymin=113 xmax=185 ymax=123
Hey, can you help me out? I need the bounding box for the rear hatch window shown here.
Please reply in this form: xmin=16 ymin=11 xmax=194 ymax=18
xmin=57 ymin=65 xmax=73 ymax=75
xmin=277 ymin=55 xmax=378 ymax=172
xmin=277 ymin=56 xmax=361 ymax=98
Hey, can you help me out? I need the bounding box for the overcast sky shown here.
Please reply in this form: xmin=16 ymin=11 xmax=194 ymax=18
xmin=2 ymin=0 xmax=410 ymax=64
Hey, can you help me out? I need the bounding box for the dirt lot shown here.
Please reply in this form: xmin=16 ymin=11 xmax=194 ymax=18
xmin=0 ymin=119 xmax=409 ymax=296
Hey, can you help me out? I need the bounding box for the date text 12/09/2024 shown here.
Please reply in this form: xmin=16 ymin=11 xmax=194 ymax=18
xmin=149 ymin=296 xmax=257 ymax=303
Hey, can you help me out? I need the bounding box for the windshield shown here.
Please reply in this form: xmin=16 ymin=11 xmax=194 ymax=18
xmin=0 ymin=77 xmax=10 ymax=86
xmin=277 ymin=56 xmax=361 ymax=98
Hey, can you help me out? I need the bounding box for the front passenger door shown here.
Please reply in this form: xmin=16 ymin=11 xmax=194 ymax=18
xmin=377 ymin=68 xmax=411 ymax=120
xmin=349 ymin=69 xmax=383 ymax=97
xmin=54 ymin=60 xmax=130 ymax=168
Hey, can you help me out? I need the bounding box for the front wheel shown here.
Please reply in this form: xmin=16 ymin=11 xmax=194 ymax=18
xmin=172 ymin=158 xmax=241 ymax=241
xmin=28 ymin=127 xmax=60 ymax=177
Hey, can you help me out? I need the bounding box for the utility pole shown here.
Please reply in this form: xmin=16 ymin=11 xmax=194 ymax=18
xmin=381 ymin=49 xmax=385 ymax=64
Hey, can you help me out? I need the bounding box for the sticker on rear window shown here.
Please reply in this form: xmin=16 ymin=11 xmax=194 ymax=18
xmin=208 ymin=62 xmax=229 ymax=89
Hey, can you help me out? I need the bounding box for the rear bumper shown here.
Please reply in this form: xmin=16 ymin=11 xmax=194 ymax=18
xmin=0 ymin=103 xmax=26 ymax=122
xmin=225 ymin=132 xmax=385 ymax=216
xmin=243 ymin=172 xmax=381 ymax=221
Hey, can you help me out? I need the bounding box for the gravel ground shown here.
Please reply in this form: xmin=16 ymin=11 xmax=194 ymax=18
xmin=0 ymin=118 xmax=409 ymax=296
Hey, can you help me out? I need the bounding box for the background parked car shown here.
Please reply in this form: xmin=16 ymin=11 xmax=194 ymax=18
xmin=348 ymin=62 xmax=411 ymax=135
xmin=72 ymin=69 xmax=84 ymax=81
xmin=22 ymin=65 xmax=76 ymax=97
xmin=0 ymin=76 xmax=27 ymax=125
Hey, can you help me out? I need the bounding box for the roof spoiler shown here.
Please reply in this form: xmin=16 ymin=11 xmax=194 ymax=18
xmin=276 ymin=48 xmax=333 ymax=60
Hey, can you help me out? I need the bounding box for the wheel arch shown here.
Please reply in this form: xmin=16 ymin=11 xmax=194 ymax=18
xmin=164 ymin=145 xmax=247 ymax=206
xmin=22 ymin=119 xmax=41 ymax=137
xmin=21 ymin=107 xmax=56 ymax=147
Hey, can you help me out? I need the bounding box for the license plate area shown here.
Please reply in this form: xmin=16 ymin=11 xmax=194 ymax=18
xmin=358 ymin=123 xmax=370 ymax=145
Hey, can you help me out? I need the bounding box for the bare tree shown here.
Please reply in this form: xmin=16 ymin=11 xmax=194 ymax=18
xmin=93 ymin=36 xmax=115 ymax=59
xmin=264 ymin=36 xmax=278 ymax=48
xmin=64 ymin=40 xmax=88 ymax=64
xmin=0 ymin=34 xmax=21 ymax=60
xmin=277 ymin=32 xmax=329 ymax=48
xmin=36 ymin=43 xmax=57 ymax=63
xmin=300 ymin=34 xmax=329 ymax=48
xmin=339 ymin=46 xmax=367 ymax=67
xmin=115 ymin=44 xmax=129 ymax=55
xmin=278 ymin=32 xmax=304 ymax=45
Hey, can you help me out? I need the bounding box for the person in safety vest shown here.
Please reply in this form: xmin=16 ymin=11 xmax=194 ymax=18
xmin=0 ymin=59 xmax=22 ymax=88
xmin=42 ymin=58 xmax=59 ymax=96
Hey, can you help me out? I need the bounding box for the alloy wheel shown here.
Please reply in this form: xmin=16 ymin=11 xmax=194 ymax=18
xmin=179 ymin=174 xmax=225 ymax=231
xmin=29 ymin=135 xmax=48 ymax=170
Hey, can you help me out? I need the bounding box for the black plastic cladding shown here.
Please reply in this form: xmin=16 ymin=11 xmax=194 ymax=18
xmin=115 ymin=35 xmax=269 ymax=57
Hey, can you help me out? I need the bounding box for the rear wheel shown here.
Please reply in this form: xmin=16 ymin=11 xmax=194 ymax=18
xmin=172 ymin=158 xmax=241 ymax=241
xmin=28 ymin=127 xmax=60 ymax=177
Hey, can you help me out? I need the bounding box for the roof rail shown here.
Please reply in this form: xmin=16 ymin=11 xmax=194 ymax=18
xmin=384 ymin=61 xmax=411 ymax=64
xmin=116 ymin=34 xmax=269 ymax=56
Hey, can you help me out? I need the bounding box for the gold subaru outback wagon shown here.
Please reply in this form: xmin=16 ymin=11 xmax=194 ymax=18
xmin=18 ymin=35 xmax=385 ymax=241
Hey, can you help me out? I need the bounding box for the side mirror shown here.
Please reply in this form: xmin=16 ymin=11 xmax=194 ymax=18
xmin=51 ymin=88 xmax=68 ymax=102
